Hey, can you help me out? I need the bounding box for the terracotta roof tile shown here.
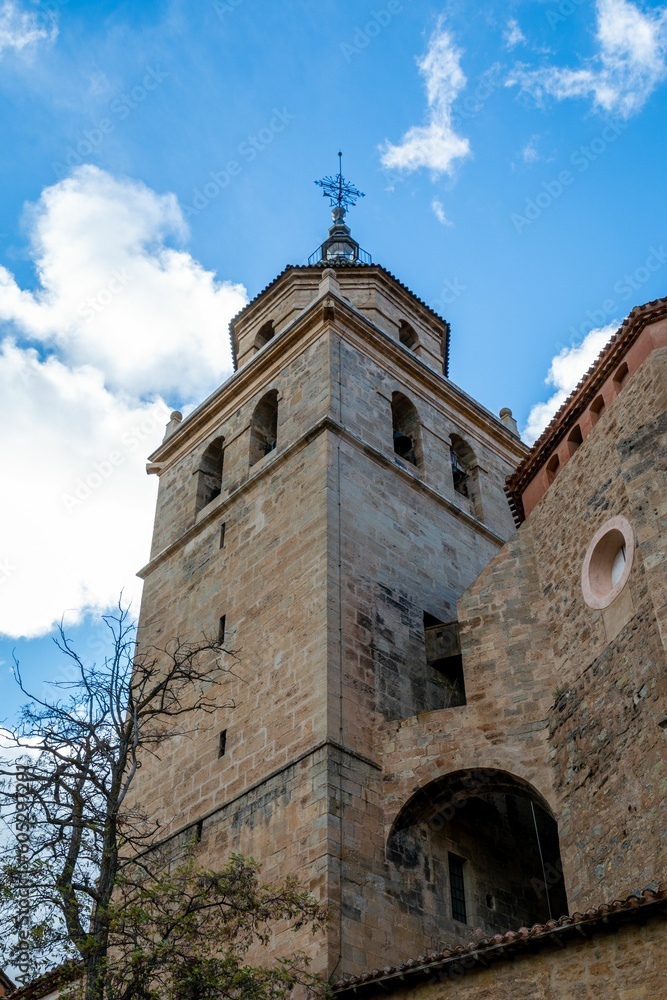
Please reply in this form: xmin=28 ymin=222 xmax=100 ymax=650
xmin=7 ymin=962 xmax=81 ymax=1000
xmin=333 ymin=883 xmax=667 ymax=994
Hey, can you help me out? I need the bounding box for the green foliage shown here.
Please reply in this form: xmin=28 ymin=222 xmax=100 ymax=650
xmin=104 ymin=851 xmax=329 ymax=1000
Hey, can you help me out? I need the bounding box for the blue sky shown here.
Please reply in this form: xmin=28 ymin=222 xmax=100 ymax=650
xmin=1 ymin=0 xmax=667 ymax=722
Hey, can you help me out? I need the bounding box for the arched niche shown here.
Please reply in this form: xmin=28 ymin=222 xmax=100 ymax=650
xmin=387 ymin=768 xmax=567 ymax=937
xmin=398 ymin=320 xmax=419 ymax=351
xmin=195 ymin=436 xmax=224 ymax=513
xmin=450 ymin=434 xmax=482 ymax=519
xmin=254 ymin=320 xmax=275 ymax=352
xmin=391 ymin=391 xmax=422 ymax=470
xmin=249 ymin=390 xmax=279 ymax=467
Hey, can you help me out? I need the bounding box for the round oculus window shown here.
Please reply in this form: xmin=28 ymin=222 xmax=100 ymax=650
xmin=581 ymin=515 xmax=634 ymax=610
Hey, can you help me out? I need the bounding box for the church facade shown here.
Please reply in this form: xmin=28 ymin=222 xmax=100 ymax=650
xmin=129 ymin=203 xmax=667 ymax=994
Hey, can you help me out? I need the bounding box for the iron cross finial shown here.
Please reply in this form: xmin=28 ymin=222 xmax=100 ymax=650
xmin=315 ymin=152 xmax=365 ymax=219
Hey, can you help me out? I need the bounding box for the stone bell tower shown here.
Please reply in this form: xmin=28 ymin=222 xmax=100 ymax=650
xmin=131 ymin=161 xmax=526 ymax=979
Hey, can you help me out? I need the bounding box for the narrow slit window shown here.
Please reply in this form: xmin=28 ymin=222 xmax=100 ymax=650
xmin=449 ymin=854 xmax=467 ymax=923
xmin=219 ymin=522 xmax=226 ymax=549
xmin=218 ymin=615 xmax=226 ymax=643
xmin=218 ymin=730 xmax=227 ymax=758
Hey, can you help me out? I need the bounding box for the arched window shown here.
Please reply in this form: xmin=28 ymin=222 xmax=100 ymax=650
xmin=387 ymin=769 xmax=568 ymax=937
xmin=567 ymin=424 xmax=583 ymax=456
xmin=254 ymin=321 xmax=275 ymax=352
xmin=391 ymin=392 xmax=422 ymax=469
xmin=590 ymin=394 xmax=605 ymax=425
xmin=450 ymin=435 xmax=483 ymax=519
xmin=613 ymin=361 xmax=629 ymax=393
xmin=249 ymin=390 xmax=278 ymax=467
xmin=195 ymin=437 xmax=224 ymax=513
xmin=398 ymin=320 xmax=419 ymax=351
xmin=450 ymin=435 xmax=477 ymax=497
xmin=545 ymin=453 xmax=560 ymax=484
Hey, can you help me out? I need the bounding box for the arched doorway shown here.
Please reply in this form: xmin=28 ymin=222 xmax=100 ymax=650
xmin=387 ymin=769 xmax=567 ymax=939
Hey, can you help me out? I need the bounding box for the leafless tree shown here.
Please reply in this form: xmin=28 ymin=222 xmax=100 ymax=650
xmin=0 ymin=604 xmax=327 ymax=1000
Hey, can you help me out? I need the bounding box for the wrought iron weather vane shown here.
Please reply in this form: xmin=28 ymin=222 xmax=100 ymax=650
xmin=315 ymin=151 xmax=365 ymax=223
xmin=308 ymin=152 xmax=371 ymax=265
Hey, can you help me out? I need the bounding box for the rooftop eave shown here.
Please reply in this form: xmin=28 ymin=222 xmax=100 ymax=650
xmin=333 ymin=883 xmax=667 ymax=995
xmin=505 ymin=295 xmax=667 ymax=523
xmin=228 ymin=261 xmax=452 ymax=375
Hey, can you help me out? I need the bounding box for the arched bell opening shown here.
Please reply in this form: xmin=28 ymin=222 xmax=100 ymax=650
xmin=195 ymin=436 xmax=225 ymax=513
xmin=391 ymin=391 xmax=422 ymax=470
xmin=254 ymin=320 xmax=275 ymax=352
xmin=249 ymin=390 xmax=279 ymax=467
xmin=387 ymin=768 xmax=568 ymax=938
xmin=450 ymin=434 xmax=482 ymax=520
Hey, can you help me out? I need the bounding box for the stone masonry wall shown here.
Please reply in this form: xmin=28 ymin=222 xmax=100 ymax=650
xmin=130 ymin=268 xmax=527 ymax=980
xmin=351 ymin=916 xmax=667 ymax=999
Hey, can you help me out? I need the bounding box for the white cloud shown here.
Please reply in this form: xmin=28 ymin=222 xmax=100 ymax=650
xmin=0 ymin=0 xmax=56 ymax=54
xmin=523 ymin=324 xmax=617 ymax=444
xmin=0 ymin=167 xmax=249 ymax=639
xmin=504 ymin=17 xmax=526 ymax=50
xmin=508 ymin=0 xmax=667 ymax=118
xmin=431 ymin=198 xmax=452 ymax=225
xmin=521 ymin=135 xmax=540 ymax=164
xmin=0 ymin=340 xmax=169 ymax=638
xmin=380 ymin=19 xmax=471 ymax=176
xmin=0 ymin=166 xmax=247 ymax=400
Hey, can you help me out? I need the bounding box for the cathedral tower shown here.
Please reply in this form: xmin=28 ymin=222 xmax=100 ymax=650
xmin=131 ymin=168 xmax=527 ymax=978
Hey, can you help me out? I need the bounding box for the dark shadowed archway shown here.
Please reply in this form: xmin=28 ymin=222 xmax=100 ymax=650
xmin=387 ymin=768 xmax=567 ymax=940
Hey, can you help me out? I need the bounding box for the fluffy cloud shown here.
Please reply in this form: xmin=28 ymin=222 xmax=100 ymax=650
xmin=508 ymin=0 xmax=667 ymax=118
xmin=504 ymin=17 xmax=526 ymax=50
xmin=0 ymin=0 xmax=56 ymax=54
xmin=523 ymin=324 xmax=617 ymax=444
xmin=380 ymin=19 xmax=471 ymax=176
xmin=0 ymin=167 xmax=248 ymax=638
xmin=0 ymin=340 xmax=169 ymax=637
xmin=0 ymin=166 xmax=247 ymax=400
